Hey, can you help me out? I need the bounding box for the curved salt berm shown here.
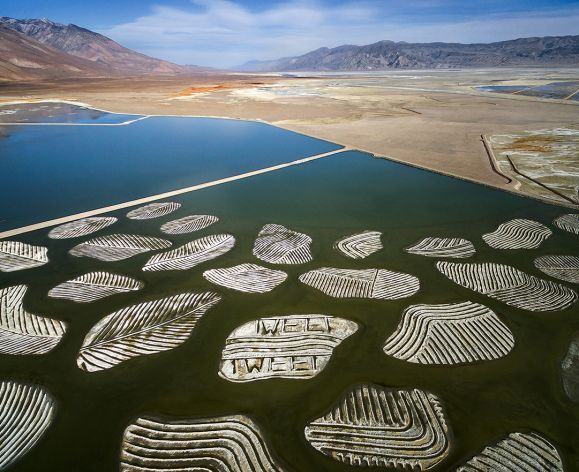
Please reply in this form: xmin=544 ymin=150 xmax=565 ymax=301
xmin=48 ymin=271 xmax=144 ymax=303
xmin=534 ymin=255 xmax=579 ymax=284
xmin=77 ymin=291 xmax=221 ymax=372
xmin=219 ymin=314 xmax=358 ymax=382
xmin=160 ymin=214 xmax=219 ymax=235
xmin=126 ymin=202 xmax=181 ymax=220
xmin=562 ymin=333 xmax=579 ymax=402
xmin=143 ymin=234 xmax=235 ymax=271
xmin=299 ymin=267 xmax=419 ymax=300
xmin=305 ymin=384 xmax=451 ymax=469
xmin=48 ymin=216 xmax=117 ymax=239
xmin=383 ymin=301 xmax=514 ymax=365
xmin=437 ymin=261 xmax=577 ymax=312
xmin=482 ymin=218 xmax=552 ymax=249
xmin=203 ymin=263 xmax=287 ymax=293
xmin=405 ymin=237 xmax=475 ymax=258
xmin=554 ymin=213 xmax=579 ymax=235
xmin=0 ymin=285 xmax=66 ymax=355
xmin=457 ymin=432 xmax=563 ymax=471
xmin=253 ymin=224 xmax=313 ymax=264
xmin=0 ymin=241 xmax=48 ymax=272
xmin=334 ymin=231 xmax=383 ymax=259
xmin=0 ymin=381 xmax=56 ymax=470
xmin=69 ymin=234 xmax=171 ymax=262
xmin=120 ymin=415 xmax=286 ymax=471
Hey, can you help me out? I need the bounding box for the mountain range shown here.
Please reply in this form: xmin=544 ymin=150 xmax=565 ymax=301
xmin=238 ymin=36 xmax=579 ymax=72
xmin=2 ymin=16 xmax=579 ymax=81
xmin=0 ymin=17 xmax=203 ymax=80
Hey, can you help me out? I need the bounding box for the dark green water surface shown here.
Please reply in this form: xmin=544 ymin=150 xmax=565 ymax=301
xmin=0 ymin=116 xmax=578 ymax=471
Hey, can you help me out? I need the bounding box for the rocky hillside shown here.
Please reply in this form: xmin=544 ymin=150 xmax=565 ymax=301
xmin=239 ymin=36 xmax=579 ymax=71
xmin=0 ymin=25 xmax=108 ymax=81
xmin=0 ymin=17 xmax=192 ymax=75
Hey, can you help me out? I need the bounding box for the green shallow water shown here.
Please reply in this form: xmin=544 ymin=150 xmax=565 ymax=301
xmin=1 ymin=145 xmax=579 ymax=469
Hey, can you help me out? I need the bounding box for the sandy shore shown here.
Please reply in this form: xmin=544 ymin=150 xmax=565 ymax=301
xmin=1 ymin=70 xmax=578 ymax=207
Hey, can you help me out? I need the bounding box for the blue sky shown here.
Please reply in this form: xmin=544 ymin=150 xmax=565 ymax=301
xmin=4 ymin=0 xmax=579 ymax=67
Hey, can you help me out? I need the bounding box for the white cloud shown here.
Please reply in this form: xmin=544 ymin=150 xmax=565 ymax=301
xmin=99 ymin=1 xmax=579 ymax=67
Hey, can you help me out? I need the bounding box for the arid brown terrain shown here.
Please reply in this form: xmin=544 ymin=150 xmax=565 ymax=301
xmin=1 ymin=17 xmax=577 ymax=207
xmin=2 ymin=69 xmax=577 ymax=207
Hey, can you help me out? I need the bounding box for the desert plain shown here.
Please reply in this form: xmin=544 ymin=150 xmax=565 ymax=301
xmin=1 ymin=68 xmax=578 ymax=207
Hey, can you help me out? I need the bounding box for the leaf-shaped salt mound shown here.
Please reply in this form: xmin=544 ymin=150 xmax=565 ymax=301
xmin=299 ymin=267 xmax=419 ymax=300
xmin=48 ymin=216 xmax=117 ymax=239
xmin=305 ymin=384 xmax=451 ymax=469
xmin=253 ymin=224 xmax=312 ymax=264
xmin=48 ymin=272 xmax=144 ymax=303
xmin=69 ymin=234 xmax=171 ymax=262
xmin=77 ymin=291 xmax=221 ymax=372
xmin=334 ymin=231 xmax=383 ymax=259
xmin=126 ymin=202 xmax=181 ymax=220
xmin=437 ymin=261 xmax=577 ymax=312
xmin=0 ymin=381 xmax=56 ymax=470
xmin=0 ymin=241 xmax=48 ymax=272
xmin=405 ymin=237 xmax=475 ymax=258
xmin=457 ymin=432 xmax=563 ymax=472
xmin=161 ymin=214 xmax=219 ymax=235
xmin=143 ymin=234 xmax=235 ymax=272
xmin=383 ymin=301 xmax=514 ymax=365
xmin=121 ymin=415 xmax=285 ymax=472
xmin=0 ymin=285 xmax=66 ymax=355
xmin=554 ymin=213 xmax=579 ymax=235
xmin=534 ymin=255 xmax=579 ymax=284
xmin=482 ymin=218 xmax=551 ymax=249
xmin=203 ymin=263 xmax=287 ymax=293
xmin=562 ymin=333 xmax=579 ymax=402
xmin=219 ymin=315 xmax=358 ymax=382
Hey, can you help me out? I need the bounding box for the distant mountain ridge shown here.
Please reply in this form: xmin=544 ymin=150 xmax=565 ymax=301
xmin=0 ymin=16 xmax=202 ymax=78
xmin=238 ymin=36 xmax=579 ymax=71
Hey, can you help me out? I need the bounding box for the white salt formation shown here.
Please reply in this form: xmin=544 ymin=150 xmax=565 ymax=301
xmin=0 ymin=285 xmax=66 ymax=355
xmin=562 ymin=333 xmax=579 ymax=402
xmin=160 ymin=214 xmax=218 ymax=234
xmin=300 ymin=267 xmax=419 ymax=300
xmin=253 ymin=224 xmax=313 ymax=264
xmin=534 ymin=255 xmax=579 ymax=284
xmin=383 ymin=301 xmax=514 ymax=365
xmin=126 ymin=202 xmax=181 ymax=220
xmin=121 ymin=415 xmax=285 ymax=471
xmin=48 ymin=272 xmax=144 ymax=303
xmin=457 ymin=432 xmax=563 ymax=471
xmin=305 ymin=384 xmax=451 ymax=469
xmin=203 ymin=263 xmax=287 ymax=293
xmin=77 ymin=291 xmax=221 ymax=371
xmin=334 ymin=230 xmax=383 ymax=259
xmin=48 ymin=216 xmax=117 ymax=239
xmin=69 ymin=234 xmax=171 ymax=261
xmin=405 ymin=237 xmax=475 ymax=258
xmin=554 ymin=213 xmax=579 ymax=235
xmin=0 ymin=381 xmax=56 ymax=470
xmin=142 ymin=234 xmax=235 ymax=271
xmin=219 ymin=314 xmax=358 ymax=382
xmin=0 ymin=241 xmax=48 ymax=272
xmin=482 ymin=218 xmax=551 ymax=249
xmin=437 ymin=261 xmax=577 ymax=312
